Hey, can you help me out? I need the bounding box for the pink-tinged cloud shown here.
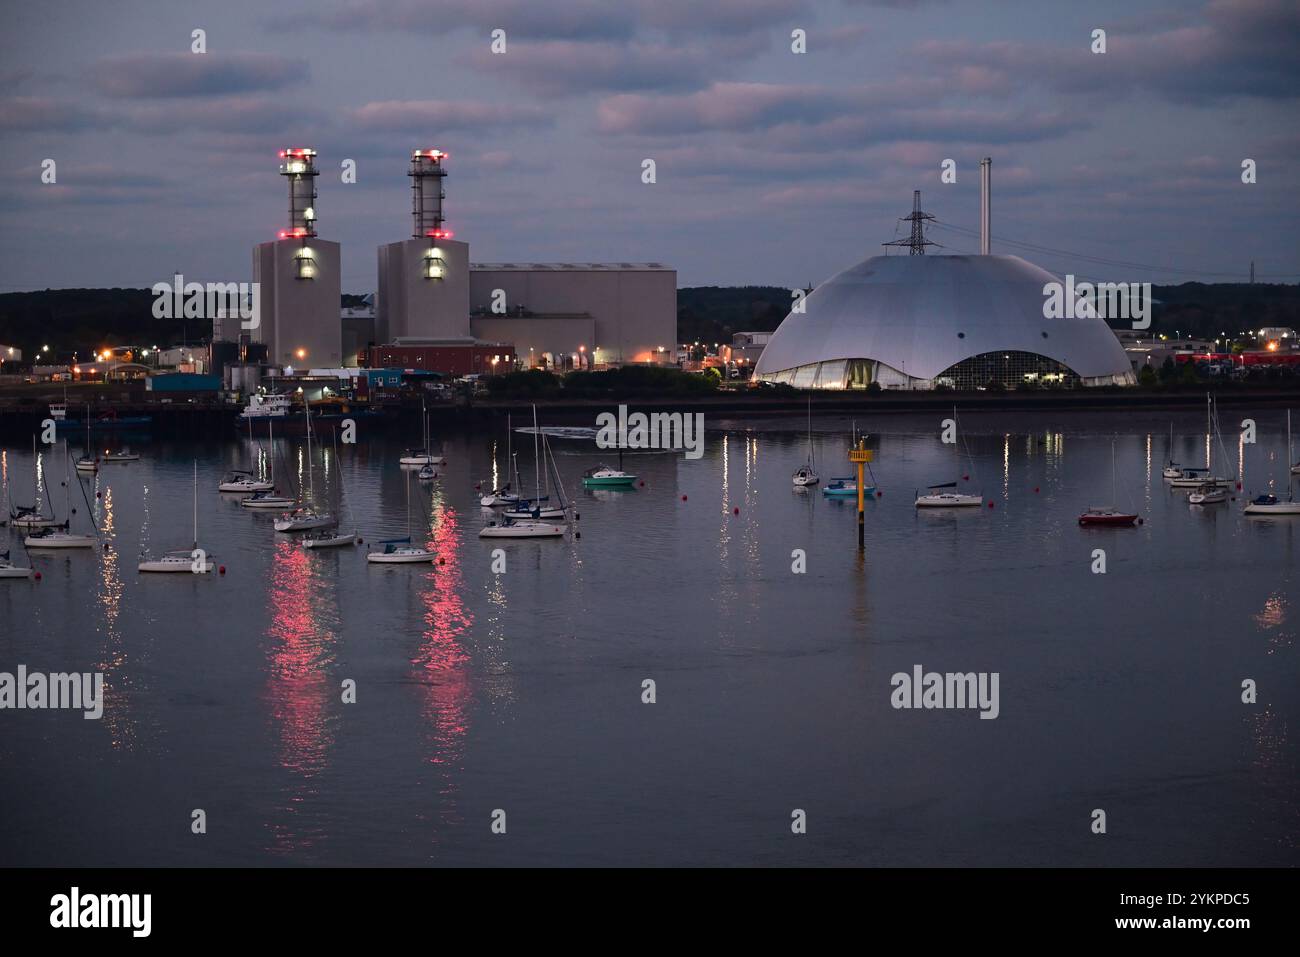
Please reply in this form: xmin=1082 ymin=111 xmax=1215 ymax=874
xmin=0 ymin=96 xmax=109 ymax=132
xmin=90 ymin=53 xmax=307 ymax=98
xmin=460 ymin=40 xmax=720 ymax=96
xmin=344 ymin=100 xmax=549 ymax=132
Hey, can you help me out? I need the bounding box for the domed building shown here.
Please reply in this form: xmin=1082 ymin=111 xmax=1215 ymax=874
xmin=754 ymin=183 xmax=1136 ymax=390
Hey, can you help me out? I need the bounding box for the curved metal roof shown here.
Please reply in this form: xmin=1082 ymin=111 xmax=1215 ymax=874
xmin=753 ymin=254 xmax=1133 ymax=380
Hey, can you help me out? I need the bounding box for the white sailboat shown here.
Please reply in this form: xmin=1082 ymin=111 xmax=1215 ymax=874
xmin=915 ymin=407 xmax=983 ymax=507
xmin=1161 ymin=422 xmax=1183 ymax=479
xmin=483 ymin=410 xmax=571 ymax=538
xmin=25 ymin=441 xmax=96 ymax=549
xmin=10 ymin=436 xmax=60 ymax=528
xmin=0 ymin=551 xmax=33 ymax=579
xmin=480 ymin=414 xmax=522 ymax=506
xmin=792 ymin=397 xmax=819 ymax=487
xmin=367 ymin=468 xmax=435 ymax=563
xmin=75 ymin=407 xmax=97 ymax=473
xmin=501 ymin=405 xmax=566 ymax=520
xmin=138 ymin=461 xmax=214 ymax=573
xmin=1170 ymin=395 xmax=1234 ymax=487
xmin=304 ymin=429 xmax=360 ymax=549
xmin=220 ymin=416 xmax=274 ymax=492
xmin=1244 ymin=409 xmax=1300 ymax=515
xmin=274 ymin=402 xmax=335 ymax=532
xmin=399 ymin=397 xmax=446 ymax=466
xmin=240 ymin=417 xmax=295 ymax=508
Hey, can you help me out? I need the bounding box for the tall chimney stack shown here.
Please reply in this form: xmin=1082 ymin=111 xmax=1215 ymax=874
xmin=410 ymin=149 xmax=450 ymax=239
xmin=979 ymin=157 xmax=991 ymax=255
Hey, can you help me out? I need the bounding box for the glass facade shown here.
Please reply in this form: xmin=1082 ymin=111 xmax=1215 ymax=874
xmin=937 ymin=351 xmax=1080 ymax=390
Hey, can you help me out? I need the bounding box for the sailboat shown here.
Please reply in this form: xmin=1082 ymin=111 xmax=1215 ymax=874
xmin=502 ymin=406 xmax=566 ymax=519
xmin=1161 ymin=422 xmax=1183 ymax=479
xmin=483 ymin=413 xmax=569 ymax=538
xmin=0 ymin=550 xmax=33 ymax=579
xmin=792 ymin=397 xmax=819 ymax=487
xmin=25 ymin=440 xmax=96 ymax=548
xmin=1244 ymin=409 xmax=1300 ymax=515
xmin=1170 ymin=394 xmax=1234 ymax=488
xmin=367 ymin=468 xmax=436 ymax=562
xmin=481 ymin=415 xmax=522 ymax=506
xmin=1078 ymin=438 xmax=1140 ymax=526
xmin=399 ymin=397 xmax=446 ymax=466
xmin=915 ymin=407 xmax=982 ymax=507
xmin=240 ymin=417 xmax=295 ymax=508
xmin=138 ymin=461 xmax=214 ymax=572
xmin=274 ymin=400 xmax=335 ymax=532
xmin=304 ymin=429 xmax=360 ymax=548
xmin=220 ymin=416 xmax=274 ymax=492
xmin=75 ymin=406 xmax=98 ymax=473
xmin=10 ymin=437 xmax=60 ymax=528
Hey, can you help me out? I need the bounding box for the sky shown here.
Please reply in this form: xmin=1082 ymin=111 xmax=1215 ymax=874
xmin=0 ymin=0 xmax=1297 ymax=293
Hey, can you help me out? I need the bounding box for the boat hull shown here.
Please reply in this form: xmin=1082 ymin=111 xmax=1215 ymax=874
xmin=138 ymin=558 xmax=213 ymax=573
xmin=274 ymin=516 xmax=335 ymax=532
xmin=479 ymin=522 xmax=565 ymax=538
xmin=303 ymin=534 xmax=358 ymax=549
xmin=1244 ymin=502 xmax=1300 ymax=515
xmin=915 ymin=494 xmax=981 ymax=507
xmin=367 ymin=549 xmax=435 ymax=563
xmin=0 ymin=565 xmax=33 ymax=579
xmin=1078 ymin=513 xmax=1139 ymax=526
xmin=25 ymin=534 xmax=95 ymax=548
xmin=240 ymin=497 xmax=295 ymax=509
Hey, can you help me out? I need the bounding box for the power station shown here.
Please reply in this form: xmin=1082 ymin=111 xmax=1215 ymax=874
xmin=238 ymin=147 xmax=676 ymax=379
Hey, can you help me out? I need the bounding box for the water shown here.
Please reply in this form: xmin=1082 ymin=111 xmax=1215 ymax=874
xmin=1 ymin=408 xmax=1297 ymax=866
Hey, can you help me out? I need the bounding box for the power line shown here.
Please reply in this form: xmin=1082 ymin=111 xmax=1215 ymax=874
xmin=928 ymin=220 xmax=1300 ymax=280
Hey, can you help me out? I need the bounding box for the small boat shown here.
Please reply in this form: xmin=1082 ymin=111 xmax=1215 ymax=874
xmin=304 ymin=428 xmax=359 ymax=549
xmin=398 ymin=398 xmax=446 ymax=466
xmin=139 ymin=461 xmax=213 ymax=573
xmin=272 ymin=401 xmax=335 ymax=532
xmin=1244 ymin=494 xmax=1300 ymax=515
xmin=102 ymin=449 xmax=140 ymax=462
xmin=366 ymin=539 xmax=436 ymax=563
xmin=1168 ymin=467 xmax=1230 ymax=489
xmin=502 ymin=500 xmax=567 ymax=519
xmin=240 ymin=491 xmax=296 ymax=509
xmin=1162 ymin=422 xmax=1182 ymax=478
xmin=582 ymin=464 xmax=637 ymax=488
xmin=482 ymin=417 xmax=523 ymax=506
xmin=219 ymin=471 xmax=275 ymax=493
xmin=1188 ymin=483 xmax=1228 ymax=505
xmin=480 ymin=485 xmax=519 ymax=508
xmin=792 ymin=397 xmax=819 ymax=487
xmin=0 ymin=552 xmax=33 ymax=579
xmin=417 ymin=463 xmax=438 ymax=481
xmin=1172 ymin=395 xmax=1236 ymax=488
xmin=75 ymin=405 xmax=97 ymax=471
xmin=1077 ymin=438 xmax=1140 ymax=526
xmin=479 ymin=517 xmax=565 ymax=538
xmin=26 ymin=441 xmax=96 ymax=548
xmin=10 ymin=507 xmax=61 ymax=529
xmin=823 ymin=478 xmax=867 ymax=498
xmin=303 ymin=529 xmax=359 ymax=549
xmin=915 ymin=482 xmax=980 ymax=507
xmin=367 ymin=466 xmax=432 ymax=562
xmin=1078 ymin=507 xmax=1140 ymax=527
xmin=1244 ymin=410 xmax=1300 ymax=515
xmin=274 ymin=507 xmax=334 ymax=532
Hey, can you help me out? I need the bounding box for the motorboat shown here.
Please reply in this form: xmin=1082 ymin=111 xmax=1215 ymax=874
xmin=583 ymin=464 xmax=637 ymax=488
xmin=824 ymin=478 xmax=872 ymax=498
xmin=417 ymin=463 xmax=438 ymax=481
xmin=102 ymin=449 xmax=140 ymax=462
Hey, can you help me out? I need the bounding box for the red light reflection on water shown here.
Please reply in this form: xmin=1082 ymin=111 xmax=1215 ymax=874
xmin=412 ymin=504 xmax=472 ymax=769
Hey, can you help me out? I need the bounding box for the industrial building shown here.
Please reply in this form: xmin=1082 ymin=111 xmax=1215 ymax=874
xmin=754 ymin=161 xmax=1136 ymax=390
xmin=226 ymin=147 xmax=676 ymax=380
xmin=251 ymin=149 xmax=343 ymax=370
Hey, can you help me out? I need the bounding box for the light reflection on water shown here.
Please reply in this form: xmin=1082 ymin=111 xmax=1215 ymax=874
xmin=0 ymin=408 xmax=1297 ymax=866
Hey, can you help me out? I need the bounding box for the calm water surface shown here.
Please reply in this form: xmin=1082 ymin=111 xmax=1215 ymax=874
xmin=1 ymin=408 xmax=1297 ymax=866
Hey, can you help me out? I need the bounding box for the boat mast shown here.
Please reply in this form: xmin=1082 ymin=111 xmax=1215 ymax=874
xmin=192 ymin=459 xmax=198 ymax=549
xmin=532 ymin=404 xmax=541 ymax=501
xmin=1289 ymin=409 xmax=1294 ymax=503
xmin=305 ymin=398 xmax=314 ymax=503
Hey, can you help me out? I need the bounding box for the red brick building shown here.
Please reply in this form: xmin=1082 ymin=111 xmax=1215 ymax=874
xmin=365 ymin=339 xmax=515 ymax=376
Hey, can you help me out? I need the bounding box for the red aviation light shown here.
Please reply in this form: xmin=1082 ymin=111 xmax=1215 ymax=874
xmin=278 ymin=227 xmax=310 ymax=239
xmin=425 ymin=228 xmax=454 ymax=239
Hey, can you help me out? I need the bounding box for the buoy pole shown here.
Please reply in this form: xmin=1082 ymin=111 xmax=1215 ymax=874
xmin=848 ymin=439 xmax=873 ymax=552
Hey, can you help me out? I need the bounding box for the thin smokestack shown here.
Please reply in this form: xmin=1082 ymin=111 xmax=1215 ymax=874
xmin=979 ymin=157 xmax=991 ymax=255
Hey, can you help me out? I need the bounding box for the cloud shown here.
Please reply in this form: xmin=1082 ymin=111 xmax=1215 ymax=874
xmin=278 ymin=0 xmax=640 ymax=40
xmin=920 ymin=0 xmax=1300 ymax=105
xmin=122 ymin=96 xmax=327 ymax=134
xmin=460 ymin=39 xmax=747 ymax=96
xmin=0 ymin=96 xmax=109 ymax=132
xmin=89 ymin=53 xmax=308 ymax=98
xmin=343 ymin=99 xmax=550 ymax=132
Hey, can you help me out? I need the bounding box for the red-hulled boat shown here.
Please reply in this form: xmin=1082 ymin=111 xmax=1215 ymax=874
xmin=1078 ymin=507 xmax=1139 ymax=527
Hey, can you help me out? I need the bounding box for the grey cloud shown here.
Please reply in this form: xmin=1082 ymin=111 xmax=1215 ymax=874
xmin=89 ymin=53 xmax=308 ymax=99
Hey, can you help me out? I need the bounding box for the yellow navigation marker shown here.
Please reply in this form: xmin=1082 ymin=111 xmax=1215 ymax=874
xmin=849 ymin=440 xmax=873 ymax=550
